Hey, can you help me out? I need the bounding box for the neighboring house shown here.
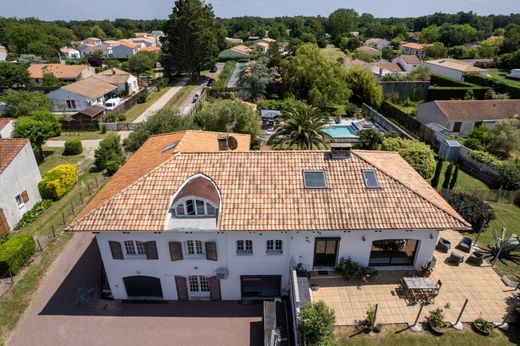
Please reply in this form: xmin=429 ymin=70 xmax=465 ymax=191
xmin=407 ymin=32 xmax=421 ymax=42
xmin=251 ymin=41 xmax=269 ymax=53
xmin=423 ymin=58 xmax=490 ymax=81
xmin=225 ymin=37 xmax=244 ymax=45
xmin=132 ymin=37 xmax=157 ymax=47
xmin=219 ymin=45 xmax=253 ymax=59
xmin=140 ymin=46 xmax=161 ymax=54
xmin=0 ymin=45 xmax=8 ymax=61
xmin=46 ymin=77 xmax=118 ymax=112
xmin=393 ymin=55 xmax=421 ymax=72
xmin=371 ymin=62 xmax=406 ymax=80
xmin=71 ymin=105 xmax=106 ymax=122
xmin=365 ymin=38 xmax=391 ymax=50
xmin=416 ymin=99 xmax=520 ymax=136
xmin=112 ymin=43 xmax=140 ymax=58
xmin=79 ymin=44 xmax=114 ymax=58
xmin=400 ymin=42 xmax=431 ymax=58
xmin=0 ymin=118 xmax=14 ymax=138
xmin=356 ymin=46 xmax=382 ymax=57
xmin=59 ymin=47 xmax=81 ymax=62
xmin=68 ymin=133 xmax=469 ymax=301
xmin=82 ymin=37 xmax=102 ymax=46
xmin=93 ymin=68 xmax=139 ymax=95
xmin=28 ymin=64 xmax=95 ymax=85
xmin=0 ymin=139 xmax=42 ymax=236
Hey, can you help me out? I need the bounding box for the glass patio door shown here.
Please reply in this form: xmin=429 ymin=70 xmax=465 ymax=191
xmin=313 ymin=238 xmax=339 ymax=268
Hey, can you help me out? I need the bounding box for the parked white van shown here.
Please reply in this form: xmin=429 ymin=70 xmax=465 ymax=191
xmin=104 ymin=98 xmax=121 ymax=111
xmin=506 ymin=69 xmax=520 ymax=79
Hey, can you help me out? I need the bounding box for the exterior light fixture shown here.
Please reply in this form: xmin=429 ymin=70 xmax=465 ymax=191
xmin=362 ymin=236 xmax=366 ymax=241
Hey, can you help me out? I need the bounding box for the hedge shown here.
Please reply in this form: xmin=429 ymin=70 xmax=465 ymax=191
xmin=430 ymin=74 xmax=475 ymax=87
xmin=38 ymin=164 xmax=78 ymax=200
xmin=428 ymin=86 xmax=489 ymax=100
xmin=63 ymin=138 xmax=83 ymax=155
xmin=0 ymin=236 xmax=35 ymax=275
xmin=463 ymin=73 xmax=520 ymax=98
xmin=14 ymin=199 xmax=53 ymax=231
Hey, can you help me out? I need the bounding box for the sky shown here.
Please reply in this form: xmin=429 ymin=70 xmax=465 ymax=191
xmin=0 ymin=0 xmax=518 ymax=20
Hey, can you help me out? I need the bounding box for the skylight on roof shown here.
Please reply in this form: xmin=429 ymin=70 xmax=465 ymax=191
xmin=161 ymin=141 xmax=179 ymax=153
xmin=362 ymin=169 xmax=380 ymax=189
xmin=303 ymin=171 xmax=327 ymax=189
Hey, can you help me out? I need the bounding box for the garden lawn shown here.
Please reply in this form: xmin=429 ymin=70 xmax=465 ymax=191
xmin=431 ymin=161 xmax=490 ymax=191
xmin=335 ymin=324 xmax=519 ymax=346
xmin=48 ymin=131 xmax=108 ymax=141
xmin=320 ymin=44 xmax=347 ymax=62
xmin=123 ymin=86 xmax=172 ymax=122
xmin=38 ymin=147 xmax=83 ymax=175
xmin=487 ymin=68 xmax=520 ymax=88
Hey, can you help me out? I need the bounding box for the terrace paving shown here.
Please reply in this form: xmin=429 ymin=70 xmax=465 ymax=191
xmin=310 ymin=230 xmax=516 ymax=326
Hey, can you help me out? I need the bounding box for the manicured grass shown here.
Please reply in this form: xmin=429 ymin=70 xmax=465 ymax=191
xmin=38 ymin=147 xmax=83 ymax=175
xmin=487 ymin=68 xmax=520 ymax=88
xmin=48 ymin=131 xmax=108 ymax=141
xmin=320 ymin=44 xmax=347 ymax=62
xmin=162 ymin=85 xmax=197 ymax=111
xmin=431 ymin=161 xmax=491 ymax=191
xmin=123 ymin=86 xmax=172 ymax=122
xmin=336 ymin=324 xmax=519 ymax=346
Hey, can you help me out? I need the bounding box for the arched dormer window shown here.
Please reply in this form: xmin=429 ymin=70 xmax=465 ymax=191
xmin=173 ymin=198 xmax=217 ymax=217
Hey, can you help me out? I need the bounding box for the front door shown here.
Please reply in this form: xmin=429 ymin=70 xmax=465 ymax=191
xmin=188 ymin=275 xmax=211 ymax=300
xmin=313 ymin=238 xmax=339 ymax=268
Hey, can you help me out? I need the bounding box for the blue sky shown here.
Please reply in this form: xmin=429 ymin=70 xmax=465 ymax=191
xmin=1 ymin=0 xmax=518 ymax=20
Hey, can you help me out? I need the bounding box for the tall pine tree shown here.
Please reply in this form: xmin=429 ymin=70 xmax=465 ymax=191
xmin=161 ymin=0 xmax=219 ymax=80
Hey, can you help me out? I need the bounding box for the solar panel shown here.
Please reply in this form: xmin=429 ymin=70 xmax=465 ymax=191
xmin=362 ymin=169 xmax=380 ymax=188
xmin=303 ymin=171 xmax=327 ymax=189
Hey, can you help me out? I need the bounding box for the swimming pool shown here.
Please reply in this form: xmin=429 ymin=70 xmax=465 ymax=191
xmin=321 ymin=124 xmax=360 ymax=139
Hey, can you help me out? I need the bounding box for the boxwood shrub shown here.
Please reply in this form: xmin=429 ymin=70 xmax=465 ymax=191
xmin=0 ymin=236 xmax=35 ymax=275
xmin=14 ymin=199 xmax=53 ymax=231
xmin=63 ymin=139 xmax=83 ymax=155
xmin=38 ymin=164 xmax=78 ymax=200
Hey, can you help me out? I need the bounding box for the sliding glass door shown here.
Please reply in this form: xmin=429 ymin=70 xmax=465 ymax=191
xmin=369 ymin=239 xmax=419 ymax=266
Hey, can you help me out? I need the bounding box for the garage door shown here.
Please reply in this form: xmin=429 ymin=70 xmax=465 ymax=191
xmin=241 ymin=276 xmax=281 ymax=299
xmin=123 ymin=276 xmax=163 ymax=298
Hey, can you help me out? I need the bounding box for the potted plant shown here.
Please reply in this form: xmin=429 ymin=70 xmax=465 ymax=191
xmin=359 ymin=304 xmax=383 ymax=334
xmin=473 ymin=316 xmax=493 ymax=336
xmin=422 ymin=261 xmax=434 ymax=277
xmin=426 ymin=303 xmax=451 ymax=335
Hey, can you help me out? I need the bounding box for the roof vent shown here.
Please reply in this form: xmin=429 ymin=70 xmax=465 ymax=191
xmin=218 ymin=135 xmax=228 ymax=150
xmin=330 ymin=143 xmax=351 ymax=160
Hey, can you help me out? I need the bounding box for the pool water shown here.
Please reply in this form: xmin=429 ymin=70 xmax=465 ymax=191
xmin=321 ymin=125 xmax=359 ymax=138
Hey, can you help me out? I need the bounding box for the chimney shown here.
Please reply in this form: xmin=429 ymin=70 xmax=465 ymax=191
xmin=112 ymin=68 xmax=116 ymax=75
xmin=217 ymin=135 xmax=228 ymax=150
xmin=330 ymin=143 xmax=352 ymax=160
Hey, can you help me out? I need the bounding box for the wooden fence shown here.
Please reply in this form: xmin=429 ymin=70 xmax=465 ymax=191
xmin=98 ymin=122 xmax=140 ymax=131
xmin=59 ymin=119 xmax=99 ymax=131
xmin=107 ymin=87 xmax=147 ymax=115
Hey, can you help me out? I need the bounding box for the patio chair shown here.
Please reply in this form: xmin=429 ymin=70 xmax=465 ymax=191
xmin=457 ymin=237 xmax=473 ymax=253
xmin=436 ymin=238 xmax=452 ymax=253
xmin=467 ymin=251 xmax=484 ymax=266
xmin=449 ymin=251 xmax=464 ymax=266
xmin=430 ymin=256 xmax=437 ymax=268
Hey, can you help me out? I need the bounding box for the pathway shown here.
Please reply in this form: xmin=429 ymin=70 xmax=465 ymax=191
xmin=132 ymin=80 xmax=188 ymax=123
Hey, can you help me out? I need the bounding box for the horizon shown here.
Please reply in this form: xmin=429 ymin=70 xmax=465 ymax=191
xmin=1 ymin=0 xmax=519 ymax=21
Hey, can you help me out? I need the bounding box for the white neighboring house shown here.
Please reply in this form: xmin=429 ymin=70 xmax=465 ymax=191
xmin=365 ymin=38 xmax=391 ymax=50
xmin=0 ymin=118 xmax=14 ymax=138
xmin=225 ymin=37 xmax=244 ymax=45
xmin=82 ymin=37 xmax=102 ymax=46
xmin=416 ymin=99 xmax=520 ymax=136
xmin=112 ymin=42 xmax=140 ymax=58
xmin=0 ymin=45 xmax=7 ymax=61
xmin=400 ymin=42 xmax=431 ymax=58
xmin=59 ymin=47 xmax=81 ymax=62
xmin=423 ymin=58 xmax=490 ymax=81
xmin=0 ymin=139 xmax=42 ymax=236
xmin=46 ymin=77 xmax=117 ymax=112
xmin=393 ymin=55 xmax=422 ymax=72
xmin=93 ymin=68 xmax=139 ymax=95
xmin=68 ymin=132 xmax=469 ymax=301
xmin=79 ymin=44 xmax=114 ymax=58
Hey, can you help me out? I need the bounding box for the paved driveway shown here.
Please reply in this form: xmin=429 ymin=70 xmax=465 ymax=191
xmin=7 ymin=233 xmax=263 ymax=346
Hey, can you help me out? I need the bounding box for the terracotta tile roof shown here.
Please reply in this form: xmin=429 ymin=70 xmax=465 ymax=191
xmin=262 ymin=37 xmax=276 ymax=43
xmin=365 ymin=38 xmax=385 ymax=44
xmin=0 ymin=139 xmax=28 ymax=174
xmin=60 ymin=77 xmax=117 ymax=99
xmin=433 ymin=100 xmax=520 ymax=121
xmin=255 ymin=42 xmax=269 ymax=47
xmin=0 ymin=45 xmax=6 ymax=52
xmin=357 ymin=46 xmax=380 ymax=53
xmin=119 ymin=42 xmax=140 ymax=49
xmin=400 ymin=55 xmax=421 ymax=64
xmin=425 ymin=58 xmax=486 ymax=73
xmin=75 ymin=130 xmax=251 ymax=219
xmin=69 ymin=149 xmax=469 ymax=233
xmin=94 ymin=68 xmax=133 ymax=85
xmin=401 ymin=42 xmax=430 ymax=50
xmin=140 ymin=46 xmax=161 ymax=53
xmin=378 ymin=62 xmax=404 ymax=73
xmin=230 ymin=45 xmax=252 ymax=54
xmin=0 ymin=117 xmax=13 ymax=130
xmin=28 ymin=64 xmax=90 ymax=79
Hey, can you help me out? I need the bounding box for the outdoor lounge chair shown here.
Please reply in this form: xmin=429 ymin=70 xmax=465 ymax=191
xmin=457 ymin=237 xmax=473 ymax=253
xmin=449 ymin=251 xmax=464 ymax=266
xmin=436 ymin=238 xmax=452 ymax=253
xmin=467 ymin=251 xmax=484 ymax=266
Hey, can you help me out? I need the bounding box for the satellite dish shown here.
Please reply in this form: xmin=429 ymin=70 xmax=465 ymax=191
xmin=227 ymin=136 xmax=238 ymax=150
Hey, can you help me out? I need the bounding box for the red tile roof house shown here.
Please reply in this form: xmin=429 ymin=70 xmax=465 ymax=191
xmin=0 ymin=139 xmax=42 ymax=236
xmin=416 ymin=99 xmax=520 ymax=136
xmin=0 ymin=117 xmax=14 ymax=138
xmin=68 ymin=131 xmax=469 ymax=302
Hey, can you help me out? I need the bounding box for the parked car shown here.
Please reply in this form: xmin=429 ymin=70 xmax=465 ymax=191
xmin=207 ymin=78 xmax=215 ymax=86
xmin=209 ymin=65 xmax=217 ymax=73
xmin=104 ymin=98 xmax=121 ymax=111
xmin=192 ymin=94 xmax=199 ymax=103
xmin=506 ymin=69 xmax=520 ymax=80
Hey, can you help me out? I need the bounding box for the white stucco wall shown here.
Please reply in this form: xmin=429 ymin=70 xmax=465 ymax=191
xmin=112 ymin=46 xmax=137 ymax=59
xmin=424 ymin=63 xmax=464 ymax=80
xmin=0 ymin=120 xmax=14 ymax=138
xmin=0 ymin=142 xmax=42 ymax=231
xmin=97 ymin=228 xmax=439 ymax=300
xmin=0 ymin=51 xmax=7 ymax=61
xmin=416 ymin=102 xmax=449 ymax=128
xmin=47 ymin=88 xmax=99 ymax=112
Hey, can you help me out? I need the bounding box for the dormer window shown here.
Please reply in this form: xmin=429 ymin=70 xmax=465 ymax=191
xmin=173 ymin=198 xmax=217 ymax=218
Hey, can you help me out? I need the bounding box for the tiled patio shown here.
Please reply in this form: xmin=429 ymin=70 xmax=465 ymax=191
xmin=309 ymin=230 xmax=516 ymax=325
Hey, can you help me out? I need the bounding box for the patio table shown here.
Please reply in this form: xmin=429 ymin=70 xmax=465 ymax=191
xmin=402 ymin=277 xmax=437 ymax=290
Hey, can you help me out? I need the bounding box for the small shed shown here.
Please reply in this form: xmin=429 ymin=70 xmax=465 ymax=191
xmin=438 ymin=139 xmax=461 ymax=162
xmin=72 ymin=105 xmax=106 ymax=122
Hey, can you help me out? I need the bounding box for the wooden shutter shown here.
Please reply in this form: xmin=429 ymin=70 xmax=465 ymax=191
xmin=0 ymin=209 xmax=10 ymax=237
xmin=169 ymin=241 xmax=183 ymax=261
xmin=175 ymin=276 xmax=188 ymax=301
xmin=205 ymin=242 xmax=218 ymax=261
xmin=109 ymin=241 xmax=123 ymax=260
xmin=21 ymin=191 xmax=29 ymax=203
xmin=144 ymin=241 xmax=158 ymax=260
xmin=209 ymin=276 xmax=221 ymax=301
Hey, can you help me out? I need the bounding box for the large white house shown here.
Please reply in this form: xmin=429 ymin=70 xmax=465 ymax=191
xmin=68 ymin=131 xmax=469 ymax=301
xmin=423 ymin=58 xmax=490 ymax=81
xmin=46 ymin=77 xmax=117 ymax=112
xmin=0 ymin=139 xmax=42 ymax=236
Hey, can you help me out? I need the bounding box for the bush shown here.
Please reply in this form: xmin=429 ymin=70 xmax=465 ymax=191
xmin=499 ymin=159 xmax=520 ymax=191
xmin=464 ymin=73 xmax=520 ymax=99
xmin=38 ymin=164 xmax=78 ymax=201
xmin=63 ymin=139 xmax=83 ymax=155
xmin=382 ymin=138 xmax=436 ymax=179
xmin=300 ymin=301 xmax=336 ymax=346
xmin=137 ymin=92 xmax=148 ymax=104
xmin=358 ymin=129 xmax=385 ymax=150
xmin=14 ymin=200 xmax=52 ymax=230
xmin=105 ymin=160 xmax=121 ymax=176
xmin=100 ymin=124 xmax=107 ymax=134
xmin=336 ymin=257 xmax=379 ymax=281
xmin=95 ymin=133 xmax=125 ymax=173
xmin=0 ymin=236 xmax=36 ymax=275
xmin=469 ymin=150 xmax=503 ymax=170
xmin=427 ymin=86 xmax=489 ymax=100
xmin=441 ymin=191 xmax=495 ymax=231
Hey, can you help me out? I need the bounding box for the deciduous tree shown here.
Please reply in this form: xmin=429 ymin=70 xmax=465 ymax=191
xmin=0 ymin=62 xmax=31 ymax=88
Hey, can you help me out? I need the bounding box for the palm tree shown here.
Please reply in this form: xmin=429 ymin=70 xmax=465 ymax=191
xmin=268 ymin=103 xmax=332 ymax=150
